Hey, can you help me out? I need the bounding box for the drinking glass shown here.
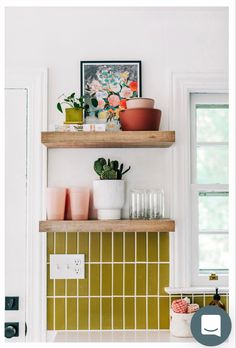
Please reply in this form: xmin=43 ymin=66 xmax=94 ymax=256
xmin=129 ymin=189 xmax=147 ymax=219
xmin=147 ymin=189 xmax=164 ymax=219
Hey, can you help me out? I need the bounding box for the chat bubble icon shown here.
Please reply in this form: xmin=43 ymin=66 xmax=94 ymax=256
xmin=201 ymin=314 xmax=221 ymax=337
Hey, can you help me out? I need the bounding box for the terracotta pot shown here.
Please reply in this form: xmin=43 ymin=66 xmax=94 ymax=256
xmin=126 ymin=98 xmax=155 ymax=109
xmin=119 ymin=108 xmax=161 ymax=131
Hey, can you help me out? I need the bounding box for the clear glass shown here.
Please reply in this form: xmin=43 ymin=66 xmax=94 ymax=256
xmin=197 ymin=145 xmax=228 ymax=184
xmin=199 ymin=233 xmax=229 ymax=272
xmin=196 ymin=106 xmax=228 ymax=142
xmin=129 ymin=189 xmax=146 ymax=219
xmin=199 ymin=192 xmax=228 ymax=231
xmin=146 ymin=189 xmax=164 ymax=219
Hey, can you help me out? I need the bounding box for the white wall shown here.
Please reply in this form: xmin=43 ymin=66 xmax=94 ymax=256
xmin=5 ymin=7 xmax=228 ymax=218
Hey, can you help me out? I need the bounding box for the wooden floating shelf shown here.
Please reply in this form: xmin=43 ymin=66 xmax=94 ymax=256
xmin=41 ymin=131 xmax=175 ymax=148
xmin=39 ymin=219 xmax=175 ymax=233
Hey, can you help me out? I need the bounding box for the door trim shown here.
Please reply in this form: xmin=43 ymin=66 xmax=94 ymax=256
xmin=5 ymin=68 xmax=48 ymax=341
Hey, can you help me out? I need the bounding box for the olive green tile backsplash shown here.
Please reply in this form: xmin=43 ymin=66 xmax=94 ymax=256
xmin=46 ymin=232 xmax=229 ymax=331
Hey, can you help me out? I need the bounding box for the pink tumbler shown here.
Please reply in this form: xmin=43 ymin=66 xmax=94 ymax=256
xmin=68 ymin=187 xmax=90 ymax=220
xmin=46 ymin=187 xmax=66 ymax=220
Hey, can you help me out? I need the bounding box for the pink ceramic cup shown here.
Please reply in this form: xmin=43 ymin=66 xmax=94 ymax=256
xmin=46 ymin=187 xmax=66 ymax=220
xmin=69 ymin=187 xmax=90 ymax=220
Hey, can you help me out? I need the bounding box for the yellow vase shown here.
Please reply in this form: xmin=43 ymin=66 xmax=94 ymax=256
xmin=64 ymin=108 xmax=83 ymax=124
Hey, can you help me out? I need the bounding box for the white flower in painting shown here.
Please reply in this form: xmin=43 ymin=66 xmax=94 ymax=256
xmin=109 ymin=84 xmax=121 ymax=93
xmin=90 ymin=79 xmax=102 ymax=93
xmin=120 ymin=87 xmax=133 ymax=99
xmin=96 ymin=91 xmax=108 ymax=99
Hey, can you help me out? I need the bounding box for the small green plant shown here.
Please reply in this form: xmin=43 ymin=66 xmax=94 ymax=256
xmin=94 ymin=158 xmax=131 ymax=180
xmin=57 ymin=92 xmax=98 ymax=113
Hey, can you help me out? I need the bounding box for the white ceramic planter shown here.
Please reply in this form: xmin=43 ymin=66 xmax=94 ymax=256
xmin=93 ymin=180 xmax=125 ymax=220
xmin=170 ymin=310 xmax=194 ymax=337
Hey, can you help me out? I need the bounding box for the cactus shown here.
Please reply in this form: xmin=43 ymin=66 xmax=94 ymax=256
xmin=94 ymin=157 xmax=131 ymax=180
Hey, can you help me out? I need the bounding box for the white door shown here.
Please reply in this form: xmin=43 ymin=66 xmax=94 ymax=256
xmin=5 ymin=89 xmax=28 ymax=342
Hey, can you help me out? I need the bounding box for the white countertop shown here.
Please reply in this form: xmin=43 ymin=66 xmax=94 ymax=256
xmin=47 ymin=330 xmax=194 ymax=342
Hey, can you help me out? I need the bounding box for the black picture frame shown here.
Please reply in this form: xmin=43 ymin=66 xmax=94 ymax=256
xmin=80 ymin=60 xmax=142 ymax=116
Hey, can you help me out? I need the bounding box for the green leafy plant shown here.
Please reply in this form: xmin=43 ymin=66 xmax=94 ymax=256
xmin=94 ymin=158 xmax=131 ymax=180
xmin=57 ymin=92 xmax=98 ymax=113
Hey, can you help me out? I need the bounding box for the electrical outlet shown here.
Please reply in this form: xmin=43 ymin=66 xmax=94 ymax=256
xmin=50 ymin=254 xmax=85 ymax=279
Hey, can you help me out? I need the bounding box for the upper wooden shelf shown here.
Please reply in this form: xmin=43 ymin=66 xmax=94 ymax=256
xmin=39 ymin=219 xmax=175 ymax=233
xmin=41 ymin=131 xmax=175 ymax=148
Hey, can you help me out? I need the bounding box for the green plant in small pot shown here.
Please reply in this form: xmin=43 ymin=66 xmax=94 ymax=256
xmin=93 ymin=158 xmax=131 ymax=220
xmin=57 ymin=92 xmax=98 ymax=124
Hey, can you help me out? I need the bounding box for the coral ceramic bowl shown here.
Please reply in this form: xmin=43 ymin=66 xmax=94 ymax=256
xmin=119 ymin=108 xmax=161 ymax=131
xmin=126 ymin=98 xmax=155 ymax=109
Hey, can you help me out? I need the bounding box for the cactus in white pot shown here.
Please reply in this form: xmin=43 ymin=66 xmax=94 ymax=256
xmin=93 ymin=158 xmax=131 ymax=220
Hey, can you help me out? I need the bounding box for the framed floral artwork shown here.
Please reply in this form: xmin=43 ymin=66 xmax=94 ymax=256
xmin=80 ymin=61 xmax=142 ymax=125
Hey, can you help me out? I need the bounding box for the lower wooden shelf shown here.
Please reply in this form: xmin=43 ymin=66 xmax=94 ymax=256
xmin=39 ymin=219 xmax=175 ymax=233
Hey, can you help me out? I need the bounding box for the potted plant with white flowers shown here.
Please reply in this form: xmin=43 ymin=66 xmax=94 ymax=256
xmin=93 ymin=158 xmax=131 ymax=220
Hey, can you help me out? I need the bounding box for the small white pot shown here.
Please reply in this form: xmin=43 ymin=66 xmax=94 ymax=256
xmin=170 ymin=310 xmax=194 ymax=337
xmin=93 ymin=180 xmax=125 ymax=220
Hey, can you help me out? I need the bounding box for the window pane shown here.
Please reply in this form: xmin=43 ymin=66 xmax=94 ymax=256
xmin=197 ymin=145 xmax=228 ymax=184
xmin=199 ymin=192 xmax=228 ymax=231
xmin=196 ymin=106 xmax=228 ymax=142
xmin=199 ymin=234 xmax=229 ymax=271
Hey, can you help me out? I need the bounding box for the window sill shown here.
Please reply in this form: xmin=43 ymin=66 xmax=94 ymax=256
xmin=165 ymin=287 xmax=229 ymax=295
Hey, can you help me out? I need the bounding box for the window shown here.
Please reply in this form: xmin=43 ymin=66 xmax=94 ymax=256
xmin=190 ymin=93 xmax=229 ymax=286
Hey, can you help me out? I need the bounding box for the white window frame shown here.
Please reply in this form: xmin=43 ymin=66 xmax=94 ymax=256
xmin=190 ymin=93 xmax=229 ymax=286
xmin=169 ymin=72 xmax=228 ymax=289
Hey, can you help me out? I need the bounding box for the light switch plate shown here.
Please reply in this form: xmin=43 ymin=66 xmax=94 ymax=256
xmin=50 ymin=254 xmax=85 ymax=279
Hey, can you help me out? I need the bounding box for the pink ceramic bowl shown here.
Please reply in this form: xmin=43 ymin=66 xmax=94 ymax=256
xmin=126 ymin=98 xmax=155 ymax=109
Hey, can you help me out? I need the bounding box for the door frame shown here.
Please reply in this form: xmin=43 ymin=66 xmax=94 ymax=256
xmin=5 ymin=68 xmax=48 ymax=341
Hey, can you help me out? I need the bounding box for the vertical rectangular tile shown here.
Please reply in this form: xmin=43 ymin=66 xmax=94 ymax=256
xmin=102 ymin=232 xmax=112 ymax=262
xmin=148 ymin=232 xmax=158 ymax=262
xmin=205 ymin=295 xmax=214 ymax=306
xmin=90 ymin=264 xmax=100 ymax=296
xmin=78 ymin=264 xmax=88 ymax=296
xmin=125 ymin=297 xmax=135 ymax=329
xmin=159 ymin=297 xmax=170 ymax=329
xmin=55 ymin=280 xmax=65 ymax=296
xmin=90 ymin=232 xmax=100 ymax=262
xmin=47 ymin=264 xmax=54 ymax=296
xmin=193 ymin=296 xmax=204 ymax=308
xmin=113 ymin=232 xmax=123 ymax=261
xmin=159 ymin=233 xmax=169 ymax=262
xmin=90 ymin=298 xmax=100 ymax=330
xmin=219 ymin=295 xmax=227 ymax=311
xmin=47 ymin=298 xmax=54 ymax=330
xmin=113 ymin=297 xmax=123 ymax=329
xmin=78 ymin=232 xmax=89 ymax=260
xmin=125 ymin=233 xmax=135 ymax=262
xmin=102 ymin=298 xmax=112 ymax=330
xmin=148 ymin=297 xmax=158 ymax=329
xmin=125 ymin=264 xmax=134 ymax=295
xmin=136 ymin=264 xmax=146 ymax=295
xmin=55 ymin=232 xmax=66 ymax=253
xmin=67 ymin=232 xmax=77 ymax=254
xmin=67 ymin=279 xmax=77 ymax=296
xmin=102 ymin=264 xmax=112 ymax=296
xmin=148 ymin=263 xmax=158 ymax=295
xmin=136 ymin=297 xmax=146 ymax=329
xmin=47 ymin=232 xmax=54 ymax=262
xmin=67 ymin=298 xmax=77 ymax=330
xmin=78 ymin=298 xmax=88 ymax=330
xmin=113 ymin=264 xmax=123 ymax=295
xmin=55 ymin=298 xmax=65 ymax=330
xmin=159 ymin=264 xmax=169 ymax=295
xmin=137 ymin=232 xmax=146 ymax=261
